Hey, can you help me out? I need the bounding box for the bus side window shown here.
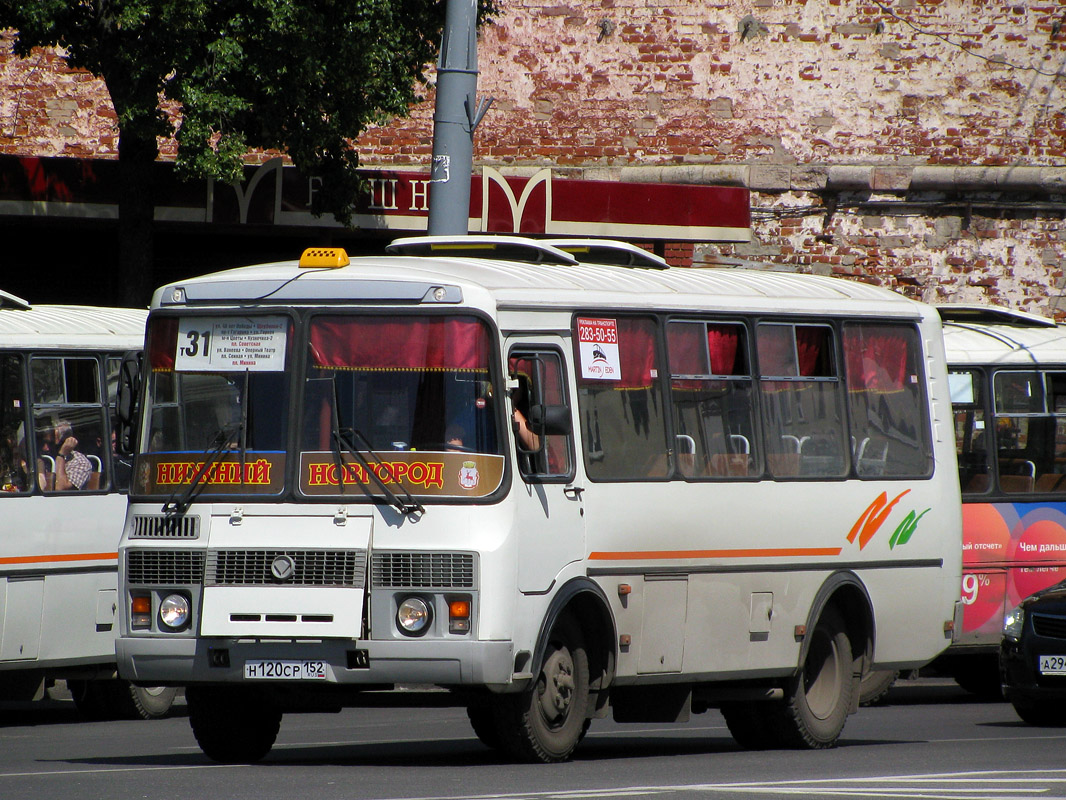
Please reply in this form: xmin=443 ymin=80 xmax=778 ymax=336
xmin=508 ymin=349 xmax=573 ymax=480
xmin=30 ymin=356 xmax=107 ymax=493
xmin=574 ymin=316 xmax=670 ymax=481
xmin=758 ymin=323 xmax=848 ymax=479
xmin=992 ymin=370 xmax=1066 ymax=495
xmin=666 ymin=320 xmax=756 ymax=480
xmin=948 ymin=370 xmax=990 ymax=493
xmin=842 ymin=323 xmax=933 ymax=479
xmin=0 ymin=353 xmax=31 ymax=494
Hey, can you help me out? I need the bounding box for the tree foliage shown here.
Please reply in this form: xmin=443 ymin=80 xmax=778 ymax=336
xmin=1 ymin=0 xmax=480 ymax=223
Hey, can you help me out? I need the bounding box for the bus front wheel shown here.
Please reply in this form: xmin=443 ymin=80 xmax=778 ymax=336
xmin=497 ymin=617 xmax=591 ymax=763
xmin=769 ymin=607 xmax=855 ymax=749
xmin=187 ymin=686 xmax=281 ymax=764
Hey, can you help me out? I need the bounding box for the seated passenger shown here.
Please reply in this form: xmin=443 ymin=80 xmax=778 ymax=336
xmin=51 ymin=420 xmax=93 ymax=491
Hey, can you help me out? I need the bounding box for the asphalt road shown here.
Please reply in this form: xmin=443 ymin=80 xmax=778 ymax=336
xmin=0 ymin=677 xmax=1064 ymax=800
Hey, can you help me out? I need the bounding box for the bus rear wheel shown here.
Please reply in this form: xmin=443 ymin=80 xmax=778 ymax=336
xmin=69 ymin=679 xmax=176 ymax=720
xmin=497 ymin=617 xmax=590 ymax=763
xmin=187 ymin=686 xmax=281 ymax=764
xmin=721 ymin=702 xmax=781 ymax=750
xmin=858 ymin=668 xmax=898 ymax=707
xmin=768 ymin=607 xmax=854 ymax=749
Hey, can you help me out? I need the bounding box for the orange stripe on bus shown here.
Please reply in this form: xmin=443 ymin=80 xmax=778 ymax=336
xmin=588 ymin=547 xmax=844 ymax=560
xmin=0 ymin=552 xmax=117 ymax=566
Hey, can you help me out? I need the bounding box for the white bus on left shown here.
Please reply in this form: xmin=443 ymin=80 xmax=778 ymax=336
xmin=0 ymin=291 xmax=174 ymax=718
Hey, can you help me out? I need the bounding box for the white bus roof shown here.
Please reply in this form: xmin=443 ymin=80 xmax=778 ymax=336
xmin=0 ymin=303 xmax=146 ymax=350
xmin=940 ymin=306 xmax=1066 ymax=367
xmin=154 ymin=238 xmax=931 ymax=320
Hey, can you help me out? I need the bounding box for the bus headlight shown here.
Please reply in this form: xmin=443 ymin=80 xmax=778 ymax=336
xmin=159 ymin=594 xmax=191 ymax=630
xmin=1003 ymin=607 xmax=1025 ymax=641
xmin=397 ymin=597 xmax=431 ymax=635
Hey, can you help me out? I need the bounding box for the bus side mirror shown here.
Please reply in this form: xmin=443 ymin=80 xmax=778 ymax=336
xmin=115 ymin=350 xmax=142 ymax=457
xmin=527 ymin=404 xmax=572 ymax=437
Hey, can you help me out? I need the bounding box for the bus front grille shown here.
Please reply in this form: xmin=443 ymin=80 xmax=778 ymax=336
xmin=371 ymin=552 xmax=476 ymax=589
xmin=206 ymin=550 xmax=366 ymax=587
xmin=128 ymin=514 xmax=201 ymax=539
xmin=127 ymin=549 xmax=206 ymax=585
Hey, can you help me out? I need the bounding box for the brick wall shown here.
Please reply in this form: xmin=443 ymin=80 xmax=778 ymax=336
xmin=2 ymin=1 xmax=1065 ymax=313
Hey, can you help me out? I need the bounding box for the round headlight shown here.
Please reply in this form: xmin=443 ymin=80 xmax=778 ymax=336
xmin=159 ymin=594 xmax=191 ymax=629
xmin=397 ymin=597 xmax=431 ymax=635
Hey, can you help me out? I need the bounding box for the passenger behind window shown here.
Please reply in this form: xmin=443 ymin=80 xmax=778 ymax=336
xmin=50 ymin=419 xmax=94 ymax=491
xmin=0 ymin=430 xmax=29 ymax=492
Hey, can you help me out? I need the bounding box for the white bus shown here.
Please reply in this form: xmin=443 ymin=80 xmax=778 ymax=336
xmin=936 ymin=306 xmax=1066 ymax=696
xmin=0 ymin=291 xmax=174 ymax=718
xmin=116 ymin=237 xmax=962 ymax=763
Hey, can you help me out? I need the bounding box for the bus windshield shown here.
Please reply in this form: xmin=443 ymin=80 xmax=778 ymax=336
xmin=134 ymin=311 xmax=506 ymax=502
xmin=134 ymin=315 xmax=291 ymax=498
xmin=297 ymin=313 xmax=505 ymax=500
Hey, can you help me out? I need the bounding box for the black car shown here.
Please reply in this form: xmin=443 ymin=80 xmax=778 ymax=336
xmin=1000 ymin=579 xmax=1066 ymax=726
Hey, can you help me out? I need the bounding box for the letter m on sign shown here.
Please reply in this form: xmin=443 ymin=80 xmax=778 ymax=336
xmin=480 ymin=167 xmax=551 ymax=234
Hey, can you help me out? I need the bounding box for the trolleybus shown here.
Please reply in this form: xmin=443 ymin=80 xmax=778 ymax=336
xmin=0 ymin=290 xmax=175 ymax=719
xmin=937 ymin=305 xmax=1066 ymax=696
xmin=115 ymin=237 xmax=962 ymax=762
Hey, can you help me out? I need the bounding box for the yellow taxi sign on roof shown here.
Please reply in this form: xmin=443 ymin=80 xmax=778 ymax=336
xmin=299 ymin=247 xmax=350 ymax=269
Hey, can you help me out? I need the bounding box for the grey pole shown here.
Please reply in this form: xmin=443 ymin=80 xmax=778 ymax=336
xmin=427 ymin=0 xmax=491 ymax=236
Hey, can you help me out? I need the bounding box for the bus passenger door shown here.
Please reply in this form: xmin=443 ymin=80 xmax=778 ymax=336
xmin=508 ymin=343 xmax=585 ymax=593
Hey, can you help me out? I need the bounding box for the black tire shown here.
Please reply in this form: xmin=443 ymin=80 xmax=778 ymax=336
xmin=858 ymin=668 xmax=898 ymax=707
xmin=952 ymin=658 xmax=1003 ymax=700
xmin=68 ymin=679 xmax=116 ymax=721
xmin=1011 ymin=697 xmax=1066 ymax=727
xmin=496 ymin=617 xmax=591 ymax=763
xmin=721 ymin=702 xmax=781 ymax=750
xmin=186 ymin=686 xmax=281 ymax=763
xmin=71 ymin=679 xmax=177 ymax=720
xmin=467 ymin=704 xmax=505 ymax=751
xmin=127 ymin=684 xmax=178 ymax=719
xmin=767 ymin=607 xmax=854 ymax=749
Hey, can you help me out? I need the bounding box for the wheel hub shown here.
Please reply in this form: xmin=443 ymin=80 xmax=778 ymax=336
xmin=537 ymin=646 xmax=575 ymax=723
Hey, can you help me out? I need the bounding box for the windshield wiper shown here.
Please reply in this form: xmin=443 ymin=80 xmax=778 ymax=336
xmin=331 ymin=426 xmax=424 ymax=517
xmin=161 ymin=424 xmax=242 ymax=518
xmin=326 ymin=377 xmax=423 ymax=517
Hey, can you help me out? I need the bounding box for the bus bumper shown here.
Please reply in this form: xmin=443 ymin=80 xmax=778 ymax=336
xmin=116 ymin=636 xmax=517 ymax=688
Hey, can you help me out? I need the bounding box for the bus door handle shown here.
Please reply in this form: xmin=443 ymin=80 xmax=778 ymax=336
xmin=563 ymin=485 xmax=584 ymax=499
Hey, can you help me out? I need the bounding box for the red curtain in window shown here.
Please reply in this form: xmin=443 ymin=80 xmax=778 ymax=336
xmin=310 ymin=316 xmax=491 ymax=371
xmin=844 ymin=326 xmax=910 ymax=391
xmin=757 ymin=325 xmax=795 ymax=377
xmin=147 ymin=317 xmax=178 ymax=371
xmin=796 ymin=326 xmax=829 ymax=377
xmin=596 ymin=318 xmax=657 ymax=389
xmin=509 ymin=356 xmax=565 ymax=403
xmin=667 ymin=323 xmax=705 ymax=382
xmin=707 ymin=324 xmax=741 ymax=375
